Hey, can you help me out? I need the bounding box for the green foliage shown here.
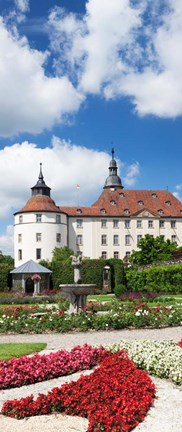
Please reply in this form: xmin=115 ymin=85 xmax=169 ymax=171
xmin=39 ymin=259 xmax=52 ymax=270
xmin=50 ymin=256 xmax=127 ymax=291
xmin=0 ymin=253 xmax=14 ymax=265
xmin=0 ymin=263 xmax=13 ymax=290
xmin=129 ymin=234 xmax=177 ymax=266
xmin=114 ymin=284 xmax=126 ymax=297
xmin=126 ymin=264 xmax=182 ymax=293
xmin=81 ymin=259 xmax=106 ymax=287
xmin=52 ymin=246 xmax=73 ymax=263
xmin=52 ymin=260 xmax=74 ymax=289
xmin=108 ymin=259 xmax=126 ymax=288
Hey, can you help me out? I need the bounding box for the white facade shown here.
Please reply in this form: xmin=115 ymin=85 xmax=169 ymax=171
xmin=14 ymin=157 xmax=182 ymax=266
xmin=14 ymin=211 xmax=67 ymax=267
xmin=67 ymin=213 xmax=182 ymax=260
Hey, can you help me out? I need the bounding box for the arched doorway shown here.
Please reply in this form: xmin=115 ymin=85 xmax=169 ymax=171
xmin=25 ymin=277 xmax=34 ymax=295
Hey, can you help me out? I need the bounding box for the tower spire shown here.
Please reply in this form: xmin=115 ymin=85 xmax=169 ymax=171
xmin=39 ymin=163 xmax=44 ymax=181
xmin=103 ymin=148 xmax=123 ymax=189
xmin=31 ymin=164 xmax=51 ymax=197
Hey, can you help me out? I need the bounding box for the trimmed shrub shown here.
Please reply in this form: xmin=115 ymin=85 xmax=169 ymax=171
xmin=126 ymin=264 xmax=182 ymax=293
xmin=114 ymin=283 xmax=127 ymax=297
xmin=0 ymin=264 xmax=13 ymax=290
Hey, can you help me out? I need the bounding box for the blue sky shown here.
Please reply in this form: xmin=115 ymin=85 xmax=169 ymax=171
xmin=0 ymin=0 xmax=182 ymax=255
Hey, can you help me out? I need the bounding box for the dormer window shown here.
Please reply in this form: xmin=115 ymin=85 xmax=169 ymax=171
xmin=124 ymin=209 xmax=130 ymax=215
xmin=76 ymin=209 xmax=82 ymax=214
xmin=158 ymin=209 xmax=164 ymax=215
xmin=100 ymin=208 xmax=106 ymax=214
xmin=138 ymin=201 xmax=144 ymax=206
xmin=165 ymin=201 xmax=171 ymax=206
xmin=120 ymin=193 xmax=125 ymax=198
xmin=110 ymin=200 xmax=116 ymax=206
xmin=152 ymin=193 xmax=157 ymax=198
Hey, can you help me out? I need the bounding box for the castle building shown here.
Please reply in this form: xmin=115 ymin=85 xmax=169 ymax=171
xmin=14 ymin=150 xmax=182 ymax=267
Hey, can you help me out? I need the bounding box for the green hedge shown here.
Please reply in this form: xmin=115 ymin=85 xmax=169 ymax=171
xmin=52 ymin=258 xmax=126 ymax=290
xmin=0 ymin=264 xmax=13 ymax=290
xmin=126 ymin=264 xmax=182 ymax=293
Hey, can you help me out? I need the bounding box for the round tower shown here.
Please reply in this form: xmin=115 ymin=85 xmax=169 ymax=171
xmin=14 ymin=164 xmax=67 ymax=267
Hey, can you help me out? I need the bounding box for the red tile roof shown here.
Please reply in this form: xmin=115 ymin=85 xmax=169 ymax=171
xmin=15 ymin=195 xmax=62 ymax=214
xmin=60 ymin=189 xmax=182 ymax=217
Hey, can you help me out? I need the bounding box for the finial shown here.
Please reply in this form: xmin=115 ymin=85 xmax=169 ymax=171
xmin=39 ymin=163 xmax=43 ymax=180
xmin=111 ymin=148 xmax=114 ymax=159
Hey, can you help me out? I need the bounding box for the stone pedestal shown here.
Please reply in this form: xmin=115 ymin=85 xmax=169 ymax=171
xmin=33 ymin=280 xmax=40 ymax=296
xmin=59 ymin=284 xmax=96 ymax=314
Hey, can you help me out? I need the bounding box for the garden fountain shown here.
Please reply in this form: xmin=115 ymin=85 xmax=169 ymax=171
xmin=59 ymin=254 xmax=96 ymax=314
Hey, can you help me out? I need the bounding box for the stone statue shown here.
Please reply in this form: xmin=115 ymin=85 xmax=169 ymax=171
xmin=70 ymin=254 xmax=82 ymax=267
xmin=70 ymin=253 xmax=82 ymax=283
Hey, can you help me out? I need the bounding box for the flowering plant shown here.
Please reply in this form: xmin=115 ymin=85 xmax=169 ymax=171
xmin=108 ymin=340 xmax=182 ymax=385
xmin=31 ymin=274 xmax=41 ymax=281
xmin=0 ymin=344 xmax=105 ymax=390
xmin=1 ymin=350 xmax=156 ymax=432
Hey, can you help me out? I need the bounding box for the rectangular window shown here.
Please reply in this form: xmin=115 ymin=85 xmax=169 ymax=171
xmin=56 ymin=233 xmax=61 ymax=243
xmin=125 ymin=251 xmax=131 ymax=258
xmin=137 ymin=220 xmax=142 ymax=228
xmin=148 ymin=220 xmax=153 ymax=228
xmin=125 ymin=220 xmax=130 ymax=229
xmin=18 ymin=249 xmax=22 ymax=260
xmin=125 ymin=235 xmax=131 ymax=245
xmin=101 ymin=219 xmax=107 ymax=228
xmin=56 ymin=215 xmax=61 ymax=224
xmin=36 ymin=233 xmax=41 ymax=242
xmin=171 ymin=220 xmax=176 ymax=228
xmin=36 ymin=248 xmax=41 ymax=259
xmin=101 ymin=234 xmax=107 ymax=245
xmin=76 ymin=234 xmax=83 ymax=245
xmin=113 ymin=235 xmax=119 ymax=245
xmin=159 ymin=220 xmax=165 ymax=228
xmin=101 ymin=251 xmax=107 ymax=259
xmin=19 ymin=215 xmax=23 ymax=223
xmin=114 ymin=251 xmax=119 ymax=259
xmin=171 ymin=235 xmax=177 ymax=243
xmin=137 ymin=234 xmax=142 ymax=244
xmin=113 ymin=219 xmax=119 ymax=228
xmin=36 ymin=214 xmax=42 ymax=223
xmin=76 ymin=219 xmax=83 ymax=228
xmin=18 ymin=234 xmax=22 ymax=243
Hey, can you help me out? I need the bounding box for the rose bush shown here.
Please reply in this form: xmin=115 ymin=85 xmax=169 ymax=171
xmin=0 ymin=302 xmax=181 ymax=333
xmin=1 ymin=350 xmax=156 ymax=432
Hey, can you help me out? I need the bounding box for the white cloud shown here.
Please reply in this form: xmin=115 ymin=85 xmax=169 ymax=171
xmin=0 ymin=139 xmax=110 ymax=221
xmin=124 ymin=161 xmax=140 ymax=187
xmin=0 ymin=225 xmax=14 ymax=256
xmin=0 ymin=18 xmax=83 ymax=137
xmin=15 ymin=0 xmax=29 ymax=14
xmin=0 ymin=139 xmax=136 ymax=255
xmin=173 ymin=184 xmax=182 ymax=202
xmin=48 ymin=0 xmax=182 ymax=118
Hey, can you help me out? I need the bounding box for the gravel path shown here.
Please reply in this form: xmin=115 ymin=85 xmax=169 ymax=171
xmin=0 ymin=327 xmax=181 ymax=432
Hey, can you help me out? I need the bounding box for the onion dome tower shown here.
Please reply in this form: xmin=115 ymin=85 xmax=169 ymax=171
xmin=104 ymin=148 xmax=123 ymax=189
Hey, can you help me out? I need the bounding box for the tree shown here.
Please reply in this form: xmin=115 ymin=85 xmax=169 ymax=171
xmin=129 ymin=234 xmax=177 ymax=266
xmin=52 ymin=246 xmax=74 ymax=263
xmin=0 ymin=252 xmax=14 ymax=266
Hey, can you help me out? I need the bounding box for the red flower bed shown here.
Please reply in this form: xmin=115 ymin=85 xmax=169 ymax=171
xmin=0 ymin=344 xmax=105 ymax=390
xmin=178 ymin=339 xmax=182 ymax=348
xmin=2 ymin=350 xmax=155 ymax=431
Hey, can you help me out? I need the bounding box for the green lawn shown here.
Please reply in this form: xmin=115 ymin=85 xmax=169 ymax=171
xmin=0 ymin=343 xmax=47 ymax=360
